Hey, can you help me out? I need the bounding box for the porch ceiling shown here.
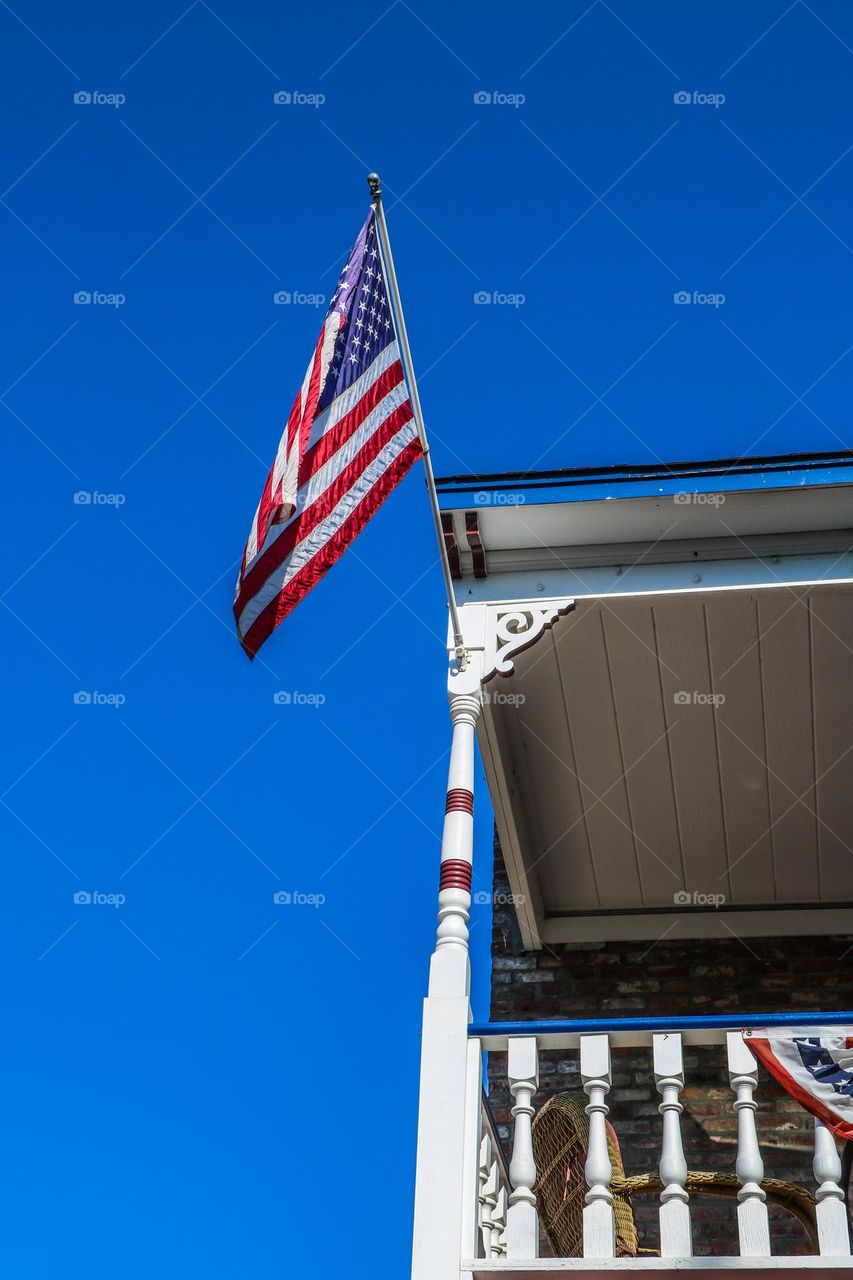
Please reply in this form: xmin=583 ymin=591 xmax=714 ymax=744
xmin=479 ymin=582 xmax=853 ymax=946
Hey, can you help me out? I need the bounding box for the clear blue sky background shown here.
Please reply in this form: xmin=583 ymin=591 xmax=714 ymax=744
xmin=2 ymin=1 xmax=852 ymax=1274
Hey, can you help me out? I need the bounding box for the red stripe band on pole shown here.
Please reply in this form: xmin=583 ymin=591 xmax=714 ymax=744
xmin=439 ymin=859 xmax=472 ymax=892
xmin=445 ymin=788 xmax=474 ymax=815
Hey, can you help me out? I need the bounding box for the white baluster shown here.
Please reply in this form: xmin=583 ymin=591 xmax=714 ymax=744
xmin=813 ymin=1118 xmax=850 ymax=1256
xmin=654 ymin=1032 xmax=692 ymax=1258
xmin=727 ymin=1032 xmax=771 ymax=1257
xmin=581 ymin=1033 xmax=615 ymax=1258
xmin=492 ymin=1184 xmax=508 ymax=1257
xmin=507 ymin=1036 xmax=539 ymax=1258
xmin=473 ymin=1141 xmax=494 ymax=1259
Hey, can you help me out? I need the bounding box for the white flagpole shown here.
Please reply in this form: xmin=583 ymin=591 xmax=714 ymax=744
xmin=368 ymin=172 xmax=468 ymax=668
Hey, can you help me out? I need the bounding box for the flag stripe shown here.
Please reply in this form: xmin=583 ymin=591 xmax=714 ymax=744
xmin=242 ymin=350 xmax=405 ymax=580
xmin=304 ymin=339 xmax=402 ymax=455
xmin=236 ymin=388 xmax=413 ymax=608
xmin=252 ymin=368 xmax=407 ymax=578
xmin=300 ymin=359 xmax=405 ymax=483
xmin=236 ymin=405 xmax=416 ymax=632
xmin=240 ymin=434 xmax=422 ymax=656
xmin=247 ymin=326 xmax=327 ymax=566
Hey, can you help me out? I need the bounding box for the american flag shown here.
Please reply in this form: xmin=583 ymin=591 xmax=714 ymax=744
xmin=233 ymin=209 xmax=422 ymax=658
xmin=745 ymin=1027 xmax=853 ymax=1140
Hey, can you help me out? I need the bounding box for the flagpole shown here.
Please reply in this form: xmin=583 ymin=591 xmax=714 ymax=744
xmin=367 ymin=172 xmax=468 ymax=669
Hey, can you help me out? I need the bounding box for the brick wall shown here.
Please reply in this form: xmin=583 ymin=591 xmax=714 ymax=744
xmin=487 ymin=840 xmax=852 ymax=1257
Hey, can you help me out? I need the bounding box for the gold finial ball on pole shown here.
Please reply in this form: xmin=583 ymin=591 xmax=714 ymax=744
xmin=367 ymin=172 xmax=382 ymax=201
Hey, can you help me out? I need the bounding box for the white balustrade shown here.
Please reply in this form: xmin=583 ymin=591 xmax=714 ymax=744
xmin=726 ymin=1031 xmax=771 ymax=1257
xmin=507 ymin=1036 xmax=539 ymax=1258
xmin=463 ymin=1024 xmax=851 ymax=1270
xmin=653 ymin=1031 xmax=692 ymax=1258
xmin=581 ymin=1033 xmax=615 ymax=1259
xmin=813 ymin=1117 xmax=850 ymax=1257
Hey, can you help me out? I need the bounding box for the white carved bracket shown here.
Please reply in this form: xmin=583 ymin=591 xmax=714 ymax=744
xmin=447 ymin=598 xmax=575 ymax=698
xmin=484 ymin=599 xmax=575 ymax=680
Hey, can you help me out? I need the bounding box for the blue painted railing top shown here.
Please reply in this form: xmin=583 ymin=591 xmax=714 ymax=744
xmin=469 ymin=1011 xmax=853 ymax=1037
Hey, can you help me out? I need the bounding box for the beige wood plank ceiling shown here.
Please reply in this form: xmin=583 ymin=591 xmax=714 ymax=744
xmin=493 ymin=584 xmax=853 ymax=912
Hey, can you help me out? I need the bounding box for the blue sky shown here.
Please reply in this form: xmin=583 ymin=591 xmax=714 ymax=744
xmin=3 ymin=1 xmax=853 ymax=1274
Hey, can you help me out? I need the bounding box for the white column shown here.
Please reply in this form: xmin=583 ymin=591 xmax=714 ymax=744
xmin=428 ymin=690 xmax=480 ymax=999
xmin=581 ymin=1033 xmax=615 ymax=1258
xmin=653 ymin=1032 xmax=692 ymax=1258
xmin=813 ymin=1118 xmax=850 ymax=1256
xmin=411 ymin=654 xmax=483 ymax=1280
xmin=726 ymin=1032 xmax=771 ymax=1258
xmin=507 ymin=1036 xmax=539 ymax=1258
xmin=461 ymin=1039 xmax=485 ymax=1261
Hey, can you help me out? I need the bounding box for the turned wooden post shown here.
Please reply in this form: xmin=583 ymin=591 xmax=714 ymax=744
xmin=492 ymin=1185 xmax=508 ymax=1257
xmin=726 ymin=1032 xmax=771 ymax=1257
xmin=507 ymin=1036 xmax=539 ymax=1258
xmin=581 ymin=1033 xmax=615 ymax=1258
xmin=654 ymin=1032 xmax=692 ymax=1258
xmin=410 ymin=648 xmax=484 ymax=1280
xmin=429 ymin=691 xmax=479 ymax=998
xmin=478 ymin=1137 xmax=498 ymax=1258
xmin=813 ymin=1118 xmax=850 ymax=1256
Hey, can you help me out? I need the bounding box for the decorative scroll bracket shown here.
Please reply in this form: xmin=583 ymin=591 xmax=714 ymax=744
xmin=485 ymin=600 xmax=575 ymax=680
xmin=447 ymin=599 xmax=575 ymax=697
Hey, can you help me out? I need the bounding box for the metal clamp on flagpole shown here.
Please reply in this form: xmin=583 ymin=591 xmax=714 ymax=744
xmin=367 ymin=172 xmax=469 ymax=672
